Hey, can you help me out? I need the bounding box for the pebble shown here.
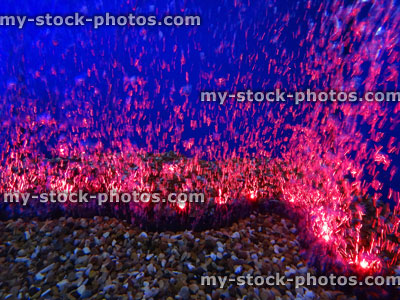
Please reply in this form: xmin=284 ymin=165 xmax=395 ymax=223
xmin=185 ymin=262 xmax=195 ymax=271
xmin=139 ymin=232 xmax=148 ymax=239
xmin=41 ymin=288 xmax=51 ymax=298
xmin=184 ymin=231 xmax=194 ymax=240
xmin=40 ymin=263 xmax=55 ymax=274
xmin=35 ymin=272 xmax=45 ymax=281
xmin=234 ymin=265 xmax=243 ymax=274
xmin=144 ymin=287 xmax=159 ymax=298
xmin=77 ymin=284 xmax=92 ymax=299
xmin=75 ymin=255 xmax=89 ymax=266
xmin=210 ymin=253 xmax=217 ymax=261
xmin=304 ymin=289 xmax=315 ymax=299
xmin=147 ymin=263 xmax=156 ymax=274
xmin=284 ymin=267 xmax=296 ymax=277
xmin=178 ymin=286 xmax=190 ymax=300
xmin=231 ymin=232 xmax=241 ymax=239
xmin=189 ymin=284 xmax=199 ymax=294
xmin=57 ymin=279 xmax=69 ymax=291
xmin=15 ymin=257 xmax=30 ymax=264
xmin=161 ymin=259 xmax=167 ymax=267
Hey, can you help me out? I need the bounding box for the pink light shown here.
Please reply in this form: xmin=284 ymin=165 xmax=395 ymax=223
xmin=177 ymin=201 xmax=186 ymax=210
xmin=215 ymin=188 xmax=228 ymax=205
xmin=360 ymin=259 xmax=369 ymax=269
xmin=323 ymin=234 xmax=330 ymax=242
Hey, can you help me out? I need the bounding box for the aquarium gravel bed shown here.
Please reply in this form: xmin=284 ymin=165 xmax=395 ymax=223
xmin=0 ymin=213 xmax=357 ymax=300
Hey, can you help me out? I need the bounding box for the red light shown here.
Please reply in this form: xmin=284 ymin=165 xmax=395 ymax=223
xmin=360 ymin=259 xmax=369 ymax=269
xmin=177 ymin=201 xmax=186 ymax=210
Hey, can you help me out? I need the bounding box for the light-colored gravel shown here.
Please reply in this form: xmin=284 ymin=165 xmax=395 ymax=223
xmin=0 ymin=214 xmax=355 ymax=300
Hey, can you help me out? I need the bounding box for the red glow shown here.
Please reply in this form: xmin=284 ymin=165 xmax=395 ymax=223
xmin=177 ymin=201 xmax=186 ymax=210
xmin=360 ymin=259 xmax=369 ymax=269
xmin=0 ymin=0 xmax=398 ymax=278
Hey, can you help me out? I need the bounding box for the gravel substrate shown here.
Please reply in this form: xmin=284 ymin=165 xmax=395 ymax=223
xmin=0 ymin=213 xmax=357 ymax=300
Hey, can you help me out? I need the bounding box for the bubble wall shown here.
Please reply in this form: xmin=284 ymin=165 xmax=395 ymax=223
xmin=0 ymin=0 xmax=400 ymax=284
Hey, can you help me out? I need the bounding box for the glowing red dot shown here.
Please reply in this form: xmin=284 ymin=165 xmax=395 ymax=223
xmin=177 ymin=201 xmax=186 ymax=210
xmin=360 ymin=259 xmax=369 ymax=269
